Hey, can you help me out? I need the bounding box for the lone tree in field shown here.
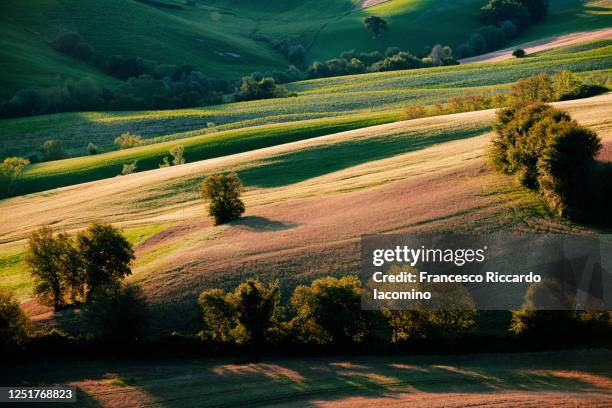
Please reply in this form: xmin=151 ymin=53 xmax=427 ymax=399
xmin=512 ymin=48 xmax=526 ymax=58
xmin=200 ymin=173 xmax=245 ymax=225
xmin=0 ymin=156 xmax=29 ymax=195
xmin=77 ymin=223 xmax=135 ymax=295
xmin=364 ymin=16 xmax=387 ymax=39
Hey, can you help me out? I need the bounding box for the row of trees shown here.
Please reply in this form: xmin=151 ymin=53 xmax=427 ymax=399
xmin=306 ymin=45 xmax=457 ymax=79
xmin=403 ymin=71 xmax=607 ymax=121
xmin=0 ymin=32 xmax=235 ymax=119
xmin=456 ymin=0 xmax=549 ymax=58
xmin=198 ymin=275 xmax=475 ymax=348
xmin=25 ymin=223 xmax=135 ymax=309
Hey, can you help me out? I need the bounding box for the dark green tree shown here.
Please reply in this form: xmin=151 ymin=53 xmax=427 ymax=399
xmin=0 ymin=287 xmax=30 ymax=353
xmin=81 ymin=283 xmax=148 ymax=343
xmin=77 ymin=223 xmax=135 ymax=295
xmin=24 ymin=227 xmax=81 ymax=309
xmin=364 ymin=16 xmax=388 ymax=39
xmin=200 ymin=173 xmax=246 ymax=225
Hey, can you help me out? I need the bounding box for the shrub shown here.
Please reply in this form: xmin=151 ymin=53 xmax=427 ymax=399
xmin=81 ymin=283 xmax=148 ymax=343
xmin=508 ymin=73 xmax=555 ymax=106
xmin=40 ymin=139 xmax=65 ymax=161
xmin=536 ymin=120 xmax=601 ymax=218
xmin=200 ymin=173 xmax=246 ymax=225
xmin=121 ymin=161 xmax=138 ymax=175
xmin=25 ymin=227 xmax=81 ymax=309
xmin=198 ymin=279 xmax=280 ymax=347
xmin=404 ymin=104 xmax=427 ymax=120
xmin=510 ymin=279 xmax=576 ymax=341
xmin=87 ymin=142 xmax=99 ymax=155
xmin=0 ymin=156 xmax=29 ymax=195
xmin=490 ymin=103 xmax=570 ymax=188
xmin=553 ymin=70 xmax=584 ymax=101
xmin=51 ymin=32 xmax=89 ymax=55
xmin=169 ymin=145 xmax=185 ymax=165
xmin=290 ymin=276 xmax=379 ymax=345
xmin=228 ymin=280 xmax=280 ymax=347
xmin=512 ymin=48 xmax=526 ymax=58
xmin=114 ymin=132 xmax=143 ymax=149
xmin=198 ymin=288 xmax=235 ymax=342
xmin=0 ymin=287 xmax=30 ymax=352
xmin=490 ymin=101 xmax=607 ymax=224
xmin=76 ymin=223 xmax=135 ymax=295
xmin=236 ymin=76 xmax=292 ymax=101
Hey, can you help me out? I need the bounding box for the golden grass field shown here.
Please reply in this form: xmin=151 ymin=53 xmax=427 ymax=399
xmin=1 ymin=94 xmax=611 ymax=322
xmin=3 ymin=349 xmax=611 ymax=407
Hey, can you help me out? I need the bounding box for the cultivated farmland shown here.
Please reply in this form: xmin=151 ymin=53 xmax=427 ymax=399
xmin=2 ymin=94 xmax=609 ymax=328
xmin=2 ymin=40 xmax=611 ymax=196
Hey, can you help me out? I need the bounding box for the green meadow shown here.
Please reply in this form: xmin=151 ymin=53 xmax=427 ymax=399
xmin=1 ymin=0 xmax=609 ymax=97
xmin=1 ymin=40 xmax=610 ymax=197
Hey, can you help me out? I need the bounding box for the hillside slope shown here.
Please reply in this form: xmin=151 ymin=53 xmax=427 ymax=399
xmin=2 ymin=0 xmax=609 ymax=98
xmin=2 ymin=39 xmax=610 ymax=197
xmin=2 ymin=94 xmax=610 ymax=309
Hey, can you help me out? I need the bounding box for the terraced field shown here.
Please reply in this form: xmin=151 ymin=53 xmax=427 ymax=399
xmin=2 ymin=40 xmax=611 ymax=197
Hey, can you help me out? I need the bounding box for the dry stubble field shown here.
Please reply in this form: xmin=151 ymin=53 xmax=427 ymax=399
xmin=1 ymin=94 xmax=611 ymax=327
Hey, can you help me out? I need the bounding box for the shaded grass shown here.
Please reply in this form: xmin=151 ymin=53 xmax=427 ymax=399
xmin=0 ymin=223 xmax=175 ymax=301
xmin=3 ymin=350 xmax=611 ymax=407
xmin=2 ymin=40 xmax=610 ymax=160
xmin=2 ymin=40 xmax=610 ymax=197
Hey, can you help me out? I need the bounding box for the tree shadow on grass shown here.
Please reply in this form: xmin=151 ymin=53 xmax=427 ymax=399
xmin=231 ymin=216 xmax=298 ymax=232
xmin=5 ymin=350 xmax=610 ymax=407
xmin=238 ymin=126 xmax=486 ymax=188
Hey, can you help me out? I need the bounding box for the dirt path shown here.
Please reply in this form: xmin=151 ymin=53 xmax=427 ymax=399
xmin=460 ymin=28 xmax=612 ymax=64
xmin=359 ymin=0 xmax=392 ymax=9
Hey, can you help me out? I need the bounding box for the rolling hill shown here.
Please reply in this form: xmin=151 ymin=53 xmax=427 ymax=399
xmin=2 ymin=39 xmax=611 ymax=197
xmin=1 ymin=0 xmax=610 ymax=98
xmin=1 ymin=94 xmax=609 ymax=316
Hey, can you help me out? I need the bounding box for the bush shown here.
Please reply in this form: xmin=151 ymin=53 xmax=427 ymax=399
xmin=536 ymin=120 xmax=601 ymax=218
xmin=114 ymin=132 xmax=143 ymax=149
xmin=512 ymin=48 xmax=526 ymax=58
xmin=198 ymin=279 xmax=280 ymax=348
xmin=490 ymin=100 xmax=607 ymax=224
xmin=169 ymin=145 xmax=185 ymax=165
xmin=121 ymin=161 xmax=138 ymax=175
xmin=198 ymin=289 xmax=235 ymax=342
xmin=76 ymin=223 xmax=135 ymax=295
xmin=40 ymin=139 xmax=65 ymax=161
xmin=0 ymin=287 xmax=30 ymax=352
xmin=508 ymin=73 xmax=555 ymax=106
xmin=87 ymin=142 xmax=99 ymax=155
xmin=200 ymin=173 xmax=246 ymax=225
xmin=236 ymin=76 xmax=292 ymax=101
xmin=229 ymin=280 xmax=280 ymax=347
xmin=290 ymin=276 xmax=382 ymax=345
xmin=81 ymin=283 xmax=148 ymax=343
xmin=510 ymin=279 xmax=577 ymax=342
xmin=0 ymin=156 xmax=29 ymax=195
